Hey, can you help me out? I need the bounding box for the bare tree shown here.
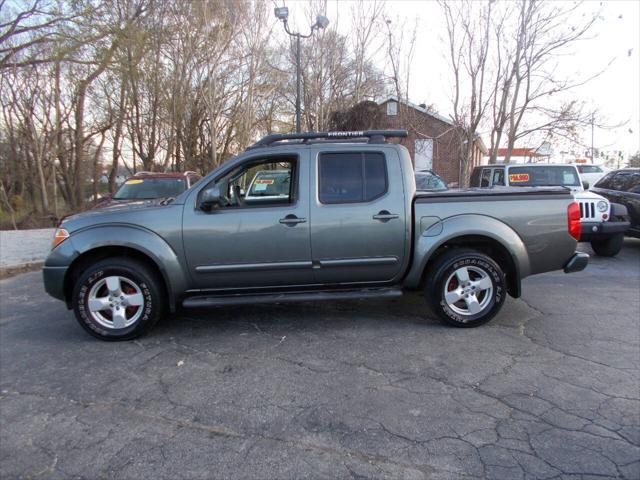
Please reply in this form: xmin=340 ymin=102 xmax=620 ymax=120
xmin=350 ymin=0 xmax=385 ymax=103
xmin=441 ymin=0 xmax=493 ymax=185
xmin=0 ymin=0 xmax=391 ymax=227
xmin=0 ymin=0 xmax=79 ymax=69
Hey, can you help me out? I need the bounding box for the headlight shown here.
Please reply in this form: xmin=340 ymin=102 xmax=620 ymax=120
xmin=597 ymin=200 xmax=608 ymax=213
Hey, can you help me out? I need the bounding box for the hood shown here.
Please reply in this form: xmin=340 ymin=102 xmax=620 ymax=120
xmin=573 ymin=190 xmax=606 ymax=201
xmin=61 ymin=197 xmax=179 ymax=233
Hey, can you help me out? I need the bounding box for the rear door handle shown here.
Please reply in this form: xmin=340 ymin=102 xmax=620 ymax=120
xmin=279 ymin=214 xmax=307 ymax=226
xmin=373 ymin=210 xmax=399 ymax=222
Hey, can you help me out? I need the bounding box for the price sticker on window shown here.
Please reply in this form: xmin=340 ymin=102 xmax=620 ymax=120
xmin=509 ymin=173 xmax=530 ymax=183
xmin=255 ymin=179 xmax=274 ymax=185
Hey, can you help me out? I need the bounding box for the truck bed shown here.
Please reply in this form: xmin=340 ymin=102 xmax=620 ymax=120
xmin=404 ymin=185 xmax=577 ymax=290
xmin=415 ymin=186 xmax=570 ymax=200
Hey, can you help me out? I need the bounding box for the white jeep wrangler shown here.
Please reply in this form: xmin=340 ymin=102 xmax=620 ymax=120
xmin=471 ymin=163 xmax=630 ymax=256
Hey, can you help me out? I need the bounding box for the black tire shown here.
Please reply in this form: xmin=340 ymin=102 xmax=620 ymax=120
xmin=590 ymin=233 xmax=624 ymax=257
xmin=424 ymin=249 xmax=506 ymax=328
xmin=72 ymin=257 xmax=166 ymax=341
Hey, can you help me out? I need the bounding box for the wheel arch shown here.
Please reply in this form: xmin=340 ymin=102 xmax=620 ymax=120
xmin=420 ymin=234 xmax=521 ymax=297
xmin=63 ymin=226 xmax=188 ymax=311
xmin=405 ymin=215 xmax=531 ymax=298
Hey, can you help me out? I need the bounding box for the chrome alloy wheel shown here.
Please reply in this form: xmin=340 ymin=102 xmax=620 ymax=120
xmin=443 ymin=266 xmax=493 ymax=317
xmin=87 ymin=276 xmax=144 ymax=329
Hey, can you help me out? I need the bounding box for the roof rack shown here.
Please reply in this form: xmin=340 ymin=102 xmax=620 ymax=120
xmin=247 ymin=130 xmax=408 ymax=149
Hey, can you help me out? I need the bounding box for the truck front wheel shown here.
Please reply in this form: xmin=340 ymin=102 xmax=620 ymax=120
xmin=71 ymin=257 xmax=166 ymax=341
xmin=590 ymin=233 xmax=624 ymax=257
xmin=424 ymin=249 xmax=506 ymax=328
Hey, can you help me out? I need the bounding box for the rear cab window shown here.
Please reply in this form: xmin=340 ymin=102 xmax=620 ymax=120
xmin=506 ymin=166 xmax=580 ymax=187
xmin=318 ymin=152 xmax=387 ymax=203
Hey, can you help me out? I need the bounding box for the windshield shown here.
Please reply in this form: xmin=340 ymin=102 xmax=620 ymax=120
xmin=507 ymin=166 xmax=581 ymax=187
xmin=415 ymin=172 xmax=447 ymax=190
xmin=113 ymin=178 xmax=186 ymax=200
xmin=247 ymin=171 xmax=291 ymax=197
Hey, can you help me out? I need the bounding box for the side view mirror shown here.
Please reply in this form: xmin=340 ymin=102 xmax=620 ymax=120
xmin=582 ymin=181 xmax=589 ymax=190
xmin=200 ymin=186 xmax=222 ymax=211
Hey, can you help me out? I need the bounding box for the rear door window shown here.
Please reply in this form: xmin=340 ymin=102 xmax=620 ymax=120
xmin=318 ymin=152 xmax=387 ymax=203
xmin=627 ymin=173 xmax=640 ymax=193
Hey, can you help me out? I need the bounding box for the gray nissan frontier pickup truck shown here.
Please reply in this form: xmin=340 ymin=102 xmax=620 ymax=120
xmin=43 ymin=130 xmax=588 ymax=340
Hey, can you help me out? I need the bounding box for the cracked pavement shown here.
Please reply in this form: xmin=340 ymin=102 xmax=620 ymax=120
xmin=1 ymin=239 xmax=638 ymax=479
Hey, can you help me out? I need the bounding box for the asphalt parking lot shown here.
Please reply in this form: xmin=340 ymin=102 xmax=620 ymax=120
xmin=1 ymin=239 xmax=639 ymax=479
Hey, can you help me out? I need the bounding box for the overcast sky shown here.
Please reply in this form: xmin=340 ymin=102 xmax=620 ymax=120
xmin=297 ymin=0 xmax=640 ymax=159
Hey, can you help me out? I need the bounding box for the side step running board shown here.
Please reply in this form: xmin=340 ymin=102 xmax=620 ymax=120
xmin=182 ymin=287 xmax=403 ymax=308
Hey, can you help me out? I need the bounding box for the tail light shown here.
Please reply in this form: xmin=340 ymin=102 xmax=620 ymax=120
xmin=567 ymin=202 xmax=581 ymax=241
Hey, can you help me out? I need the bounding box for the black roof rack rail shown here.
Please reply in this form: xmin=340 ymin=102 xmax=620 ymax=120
xmin=247 ymin=130 xmax=408 ymax=149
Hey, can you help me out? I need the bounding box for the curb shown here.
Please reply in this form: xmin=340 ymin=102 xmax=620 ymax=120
xmin=0 ymin=262 xmax=44 ymax=280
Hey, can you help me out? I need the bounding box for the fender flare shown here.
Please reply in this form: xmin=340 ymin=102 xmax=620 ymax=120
xmin=610 ymin=202 xmax=629 ymax=217
xmin=66 ymin=224 xmax=189 ymax=311
xmin=404 ymin=214 xmax=531 ymax=291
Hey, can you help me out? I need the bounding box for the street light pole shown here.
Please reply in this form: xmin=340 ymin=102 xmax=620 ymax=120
xmin=274 ymin=7 xmax=329 ymax=133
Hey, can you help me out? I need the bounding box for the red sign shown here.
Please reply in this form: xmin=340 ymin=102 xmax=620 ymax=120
xmin=509 ymin=173 xmax=530 ymax=183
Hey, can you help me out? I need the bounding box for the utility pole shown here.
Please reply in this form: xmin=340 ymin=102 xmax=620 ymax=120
xmin=591 ymin=112 xmax=595 ymax=164
xmin=274 ymin=7 xmax=329 ymax=133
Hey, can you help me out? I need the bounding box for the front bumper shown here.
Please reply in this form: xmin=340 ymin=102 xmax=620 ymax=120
xmin=42 ymin=266 xmax=68 ymax=301
xmin=564 ymin=252 xmax=589 ymax=273
xmin=579 ymin=220 xmax=630 ymax=241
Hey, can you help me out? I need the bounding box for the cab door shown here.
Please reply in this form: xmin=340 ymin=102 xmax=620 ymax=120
xmin=308 ymin=147 xmax=407 ymax=284
xmin=182 ymin=152 xmax=313 ymax=290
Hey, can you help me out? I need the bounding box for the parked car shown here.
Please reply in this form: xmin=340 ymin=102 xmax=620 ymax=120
xmin=591 ymin=168 xmax=640 ymax=238
xmin=415 ymin=170 xmax=448 ymax=191
xmin=573 ymin=164 xmax=609 ymax=189
xmin=470 ymin=164 xmax=629 ymax=256
xmin=93 ymin=171 xmax=202 ymax=208
xmin=44 ymin=130 xmax=588 ymax=340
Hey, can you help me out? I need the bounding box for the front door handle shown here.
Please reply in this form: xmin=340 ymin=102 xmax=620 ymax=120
xmin=373 ymin=210 xmax=399 ymax=222
xmin=279 ymin=214 xmax=307 ymax=226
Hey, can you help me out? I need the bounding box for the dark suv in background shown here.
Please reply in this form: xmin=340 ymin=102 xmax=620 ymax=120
xmin=591 ymin=168 xmax=640 ymax=238
xmin=94 ymin=171 xmax=202 ymax=209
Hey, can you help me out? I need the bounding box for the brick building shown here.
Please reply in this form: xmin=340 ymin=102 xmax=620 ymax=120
xmin=375 ymin=97 xmax=487 ymax=186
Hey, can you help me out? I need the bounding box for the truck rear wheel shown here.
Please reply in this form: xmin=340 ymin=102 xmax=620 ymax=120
xmin=590 ymin=233 xmax=624 ymax=257
xmin=72 ymin=257 xmax=166 ymax=341
xmin=424 ymin=249 xmax=506 ymax=328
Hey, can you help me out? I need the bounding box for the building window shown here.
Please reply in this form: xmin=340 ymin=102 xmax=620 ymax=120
xmin=386 ymin=101 xmax=398 ymax=116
